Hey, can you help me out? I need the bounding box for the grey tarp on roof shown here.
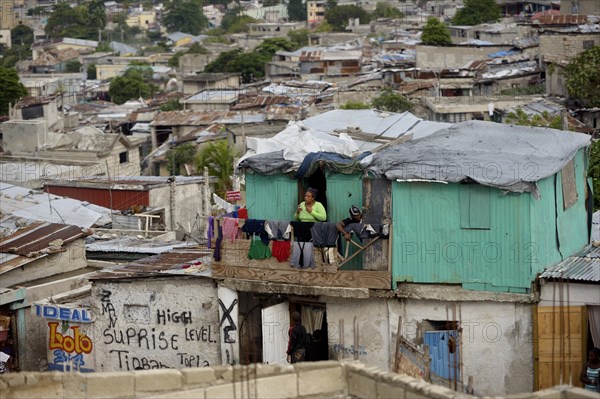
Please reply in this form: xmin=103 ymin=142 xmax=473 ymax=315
xmin=366 ymin=120 xmax=590 ymax=194
xmin=237 ymin=151 xmax=295 ymax=175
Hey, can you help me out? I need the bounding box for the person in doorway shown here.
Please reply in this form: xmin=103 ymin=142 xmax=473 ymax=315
xmin=580 ymin=347 xmax=600 ymax=391
xmin=286 ymin=311 xmax=308 ymax=364
xmin=336 ymin=205 xmax=362 ymax=241
xmin=0 ymin=339 xmax=14 ymax=374
xmin=294 ymin=188 xmax=326 ymax=222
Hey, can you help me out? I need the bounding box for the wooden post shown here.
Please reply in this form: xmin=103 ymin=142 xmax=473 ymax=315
xmin=394 ymin=316 xmax=402 ymax=373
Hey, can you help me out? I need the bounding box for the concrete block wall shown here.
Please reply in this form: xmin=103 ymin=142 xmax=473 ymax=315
xmin=0 ymin=361 xmax=595 ymax=399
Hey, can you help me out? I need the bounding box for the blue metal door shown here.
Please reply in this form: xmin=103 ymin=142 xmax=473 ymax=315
xmin=424 ymin=330 xmax=460 ymax=381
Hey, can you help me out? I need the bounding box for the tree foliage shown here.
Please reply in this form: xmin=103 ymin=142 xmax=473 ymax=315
xmin=221 ymin=11 xmax=256 ymax=34
xmin=588 ymin=140 xmax=600 ymax=210
xmin=45 ymin=1 xmax=106 ymax=39
xmin=452 ymin=0 xmax=500 ymax=25
xmin=108 ymin=67 xmax=157 ymax=104
xmin=0 ymin=25 xmax=33 ymax=67
xmin=195 ymin=140 xmax=235 ymax=196
xmin=163 ymin=0 xmax=208 ymax=35
xmin=371 ymin=2 xmax=403 ymax=19
xmin=11 ymin=25 xmax=33 ymax=47
xmin=288 ymin=29 xmax=309 ymax=48
xmin=325 ymin=5 xmax=371 ymax=32
xmin=421 ymin=17 xmax=451 ymax=46
xmin=0 ymin=67 xmax=27 ymax=115
xmin=340 ymin=101 xmax=370 ymax=109
xmin=204 ymin=38 xmax=294 ymax=83
xmin=166 ymin=143 xmax=196 ymax=175
xmin=504 ymin=108 xmax=563 ymax=130
xmin=87 ymin=64 xmax=97 ymax=79
xmin=65 ymin=60 xmax=82 ymax=73
xmin=371 ymin=89 xmax=413 ymax=113
xmin=287 ymin=0 xmax=307 ymax=21
xmin=564 ymin=45 xmax=600 ymax=108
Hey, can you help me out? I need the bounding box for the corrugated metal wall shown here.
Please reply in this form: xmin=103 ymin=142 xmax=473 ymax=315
xmin=326 ymin=173 xmax=363 ymax=270
xmin=391 ymin=149 xmax=589 ymax=292
xmin=245 ymin=173 xmax=298 ymax=220
xmin=44 ymin=186 xmax=149 ymax=210
xmin=392 ymin=181 xmax=532 ymax=291
xmin=530 ymin=149 xmax=589 ymax=278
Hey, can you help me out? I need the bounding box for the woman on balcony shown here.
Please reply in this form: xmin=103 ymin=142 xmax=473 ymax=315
xmin=293 ymin=188 xmax=327 ymax=222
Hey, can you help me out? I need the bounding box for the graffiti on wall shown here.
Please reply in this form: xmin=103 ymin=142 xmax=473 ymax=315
xmin=33 ymin=304 xmax=95 ymax=372
xmin=98 ymin=288 xmax=217 ymax=371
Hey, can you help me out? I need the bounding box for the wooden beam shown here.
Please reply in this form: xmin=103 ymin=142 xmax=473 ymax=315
xmin=211 ymin=263 xmax=391 ymax=290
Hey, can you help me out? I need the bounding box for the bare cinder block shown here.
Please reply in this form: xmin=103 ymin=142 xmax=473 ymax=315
xmin=347 ymin=371 xmax=376 ymax=398
xmin=86 ymin=372 xmax=135 ymax=398
xmin=181 ymin=368 xmax=216 ymax=387
xmin=135 ymin=369 xmax=182 ymax=393
xmin=298 ymin=366 xmax=345 ymax=396
xmin=255 ymin=373 xmax=298 ymax=398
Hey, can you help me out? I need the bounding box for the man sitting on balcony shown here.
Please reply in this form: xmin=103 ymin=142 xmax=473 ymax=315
xmin=336 ymin=205 xmax=363 ymax=241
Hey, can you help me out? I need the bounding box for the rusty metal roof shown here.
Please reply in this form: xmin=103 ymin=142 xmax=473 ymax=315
xmin=232 ymin=95 xmax=298 ymax=110
xmin=538 ymin=14 xmax=588 ymax=25
xmin=0 ymin=222 xmax=90 ymax=257
xmin=90 ymin=247 xmax=212 ymax=280
xmin=540 ymin=245 xmax=600 ymax=282
xmin=150 ymin=111 xmax=238 ymax=126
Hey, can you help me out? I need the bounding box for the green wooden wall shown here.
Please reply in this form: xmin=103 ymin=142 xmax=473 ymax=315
xmin=245 ymin=173 xmax=298 ymax=221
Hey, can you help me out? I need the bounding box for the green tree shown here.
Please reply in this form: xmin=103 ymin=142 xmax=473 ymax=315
xmin=45 ymin=3 xmax=99 ymax=39
xmin=588 ymin=140 xmax=600 ymax=210
xmin=421 ymin=17 xmax=451 ymax=46
xmin=227 ymin=52 xmax=268 ymax=82
xmin=11 ymin=25 xmax=33 ymax=47
xmin=222 ymin=13 xmax=256 ymax=34
xmin=108 ymin=67 xmax=157 ymax=104
xmin=166 ymin=143 xmax=196 ymax=175
xmin=88 ymin=0 xmax=107 ymax=29
xmin=255 ymin=37 xmax=296 ymax=58
xmin=371 ymin=88 xmax=412 ymax=113
xmin=163 ymin=0 xmax=208 ymax=35
xmin=204 ymin=49 xmax=243 ymax=73
xmin=340 ymin=101 xmax=370 ymax=109
xmin=0 ymin=66 xmax=27 ymax=115
xmin=65 ymin=60 xmax=82 ymax=73
xmin=287 ymin=0 xmax=307 ymax=21
xmin=288 ymin=28 xmax=309 ymax=48
xmin=195 ymin=140 xmax=236 ymax=196
xmin=325 ymin=5 xmax=371 ymax=31
xmin=504 ymin=108 xmax=563 ymax=130
xmin=371 ymin=2 xmax=403 ymax=19
xmin=160 ymin=99 xmax=183 ymax=111
xmin=87 ymin=64 xmax=97 ymax=79
xmin=452 ymin=0 xmax=500 ymax=25
xmin=564 ymin=45 xmax=600 ymax=108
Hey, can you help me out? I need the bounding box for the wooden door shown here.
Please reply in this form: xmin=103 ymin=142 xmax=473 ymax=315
xmin=533 ymin=306 xmax=587 ymax=390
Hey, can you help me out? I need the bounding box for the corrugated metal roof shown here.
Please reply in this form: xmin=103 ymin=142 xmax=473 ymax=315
xmin=89 ymin=247 xmax=212 ymax=280
xmin=0 ymin=182 xmax=111 ymax=228
xmin=540 ymin=245 xmax=600 ymax=282
xmin=150 ymin=111 xmax=238 ymax=126
xmin=86 ymin=238 xmax=194 ymax=254
xmin=538 ymin=14 xmax=588 ymax=25
xmin=0 ymin=222 xmax=90 ymax=256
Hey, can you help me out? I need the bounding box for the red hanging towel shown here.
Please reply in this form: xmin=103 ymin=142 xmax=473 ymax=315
xmin=237 ymin=207 xmax=248 ymax=219
xmin=272 ymin=240 xmax=291 ymax=262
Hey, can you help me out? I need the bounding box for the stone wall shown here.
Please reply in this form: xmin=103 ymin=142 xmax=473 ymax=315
xmin=1 ymin=361 xmax=597 ymax=399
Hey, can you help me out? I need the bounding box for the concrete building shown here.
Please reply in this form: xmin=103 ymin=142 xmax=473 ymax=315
xmin=181 ymin=90 xmax=242 ymax=112
xmin=44 ymin=176 xmax=210 ymax=233
xmin=0 ymin=28 xmax=10 ymax=48
xmin=307 ymin=0 xmax=326 ymax=25
xmin=181 ymin=73 xmax=241 ymax=96
xmin=125 ymin=10 xmax=156 ymax=30
xmin=560 ymin=0 xmax=600 ymax=15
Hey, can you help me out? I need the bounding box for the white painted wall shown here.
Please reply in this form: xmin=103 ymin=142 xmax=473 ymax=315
xmin=149 ymin=182 xmax=205 ymax=233
xmin=91 ymin=278 xmax=221 ymax=371
xmin=1 ymin=240 xmax=88 ymax=288
xmin=325 ymin=298 xmax=392 ymax=371
xmin=539 ymin=282 xmax=600 ymax=306
xmin=217 ymin=286 xmax=239 ymax=365
xmin=390 ymin=299 xmax=533 ymax=397
xmin=324 ymin=297 xmax=533 ymax=396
